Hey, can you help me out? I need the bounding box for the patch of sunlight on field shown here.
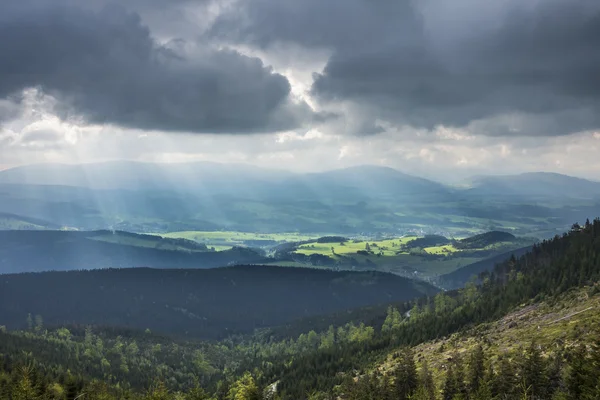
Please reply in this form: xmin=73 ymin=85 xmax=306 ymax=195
xmin=296 ymin=237 xmax=418 ymax=257
xmin=424 ymin=244 xmax=458 ymax=254
xmin=154 ymin=231 xmax=318 ymax=248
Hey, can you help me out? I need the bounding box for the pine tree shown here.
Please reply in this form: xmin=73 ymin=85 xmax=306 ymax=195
xmin=453 ymin=356 xmax=467 ymax=399
xmin=228 ymin=372 xmax=260 ymax=400
xmin=11 ymin=366 xmax=39 ymax=400
xmin=144 ymin=380 xmax=170 ymax=400
xmin=492 ymin=354 xmax=516 ymax=399
xmin=26 ymin=314 xmax=33 ymax=331
xmin=472 ymin=379 xmax=493 ymax=400
xmin=468 ymin=344 xmax=486 ymax=393
xmin=545 ymin=351 xmax=563 ymax=398
xmin=565 ymin=344 xmax=593 ymax=400
xmin=186 ymin=382 xmax=211 ymax=400
xmin=410 ymin=386 xmax=433 ymax=400
xmin=419 ymin=360 xmax=436 ymax=400
xmin=522 ymin=341 xmax=547 ymax=399
xmin=442 ymin=364 xmax=457 ymax=400
xmin=85 ymin=381 xmax=112 ymax=400
xmin=394 ymin=347 xmax=417 ymax=400
xmin=34 ymin=315 xmax=43 ymax=333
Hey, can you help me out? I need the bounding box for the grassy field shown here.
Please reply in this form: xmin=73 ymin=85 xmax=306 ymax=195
xmin=110 ymin=230 xmax=532 ymax=278
xmin=292 ymin=235 xmax=530 ymax=277
xmin=423 ymin=244 xmax=457 ymax=254
xmin=156 ymin=231 xmax=319 ymax=250
xmin=295 ymin=237 xmax=417 ymax=257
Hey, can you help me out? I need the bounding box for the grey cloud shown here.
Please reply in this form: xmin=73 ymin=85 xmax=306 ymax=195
xmin=20 ymin=130 xmax=63 ymax=143
xmin=210 ymin=0 xmax=419 ymax=51
xmin=0 ymin=99 xmax=20 ymax=123
xmin=212 ymin=0 xmax=600 ymax=135
xmin=0 ymin=0 xmax=311 ymax=133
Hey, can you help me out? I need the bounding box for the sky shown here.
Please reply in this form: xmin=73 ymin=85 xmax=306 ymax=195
xmin=1 ymin=0 xmax=600 ymax=180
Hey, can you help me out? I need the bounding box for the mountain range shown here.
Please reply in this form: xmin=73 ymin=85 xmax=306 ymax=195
xmin=1 ymin=162 xmax=599 ymax=235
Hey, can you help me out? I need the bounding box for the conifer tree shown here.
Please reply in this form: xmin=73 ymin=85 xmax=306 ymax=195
xmin=522 ymin=341 xmax=547 ymax=399
xmin=492 ymin=354 xmax=516 ymax=399
xmin=565 ymin=344 xmax=593 ymax=400
xmin=442 ymin=364 xmax=457 ymax=400
xmin=11 ymin=366 xmax=39 ymax=400
xmin=418 ymin=360 xmax=436 ymax=400
xmin=468 ymin=345 xmax=485 ymax=393
xmin=394 ymin=347 xmax=417 ymax=399
xmin=228 ymin=372 xmax=260 ymax=400
xmin=453 ymin=356 xmax=467 ymax=399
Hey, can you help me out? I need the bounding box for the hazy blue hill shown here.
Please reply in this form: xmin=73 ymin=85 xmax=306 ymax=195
xmin=0 ymin=163 xmax=446 ymax=198
xmin=0 ymin=266 xmax=438 ymax=338
xmin=0 ymin=212 xmax=59 ymax=230
xmin=0 ymin=230 xmax=267 ymax=274
xmin=306 ymin=165 xmax=450 ymax=199
xmin=0 ymin=163 xmax=453 ymax=232
xmin=1 ymin=162 xmax=599 ymax=234
xmin=467 ymin=172 xmax=600 ymax=200
xmin=0 ymin=161 xmax=293 ymax=192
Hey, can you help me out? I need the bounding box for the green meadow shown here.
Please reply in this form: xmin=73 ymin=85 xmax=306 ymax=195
xmin=295 ymin=237 xmax=417 ymax=256
xmin=156 ymin=231 xmax=318 ymax=250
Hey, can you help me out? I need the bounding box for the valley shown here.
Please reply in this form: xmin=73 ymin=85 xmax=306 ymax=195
xmin=0 ymin=227 xmax=534 ymax=287
xmin=0 ymin=162 xmax=599 ymax=400
xmin=0 ymin=219 xmax=598 ymax=400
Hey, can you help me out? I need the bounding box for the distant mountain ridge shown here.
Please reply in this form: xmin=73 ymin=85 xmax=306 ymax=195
xmin=1 ymin=162 xmax=599 ymax=234
xmin=3 ymin=162 xmax=598 ymax=198
xmin=466 ymin=172 xmax=600 ymax=199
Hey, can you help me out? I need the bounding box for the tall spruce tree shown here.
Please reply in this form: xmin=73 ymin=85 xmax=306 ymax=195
xmin=394 ymin=347 xmax=418 ymax=399
xmin=522 ymin=341 xmax=547 ymax=399
xmin=442 ymin=363 xmax=457 ymax=400
xmin=419 ymin=360 xmax=436 ymax=400
xmin=468 ymin=345 xmax=486 ymax=393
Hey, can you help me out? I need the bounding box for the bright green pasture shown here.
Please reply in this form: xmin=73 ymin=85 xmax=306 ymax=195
xmin=156 ymin=231 xmax=318 ymax=250
xmin=295 ymin=237 xmax=417 ymax=256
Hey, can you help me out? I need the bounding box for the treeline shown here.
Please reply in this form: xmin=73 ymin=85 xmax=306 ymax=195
xmin=2 ymin=333 xmax=599 ymax=400
xmin=0 ymin=318 xmax=381 ymax=394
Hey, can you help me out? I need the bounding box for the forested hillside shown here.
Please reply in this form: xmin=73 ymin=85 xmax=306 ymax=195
xmin=0 ymin=219 xmax=599 ymax=400
xmin=438 ymin=245 xmax=533 ymax=289
xmin=0 ymin=230 xmax=267 ymax=273
xmin=0 ymin=266 xmax=437 ymax=338
xmin=265 ymin=219 xmax=600 ymax=398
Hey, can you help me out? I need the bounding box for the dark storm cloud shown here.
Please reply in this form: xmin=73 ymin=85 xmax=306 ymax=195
xmin=211 ymin=0 xmax=600 ymax=135
xmin=0 ymin=0 xmax=311 ymax=133
xmin=210 ymin=0 xmax=420 ymax=51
